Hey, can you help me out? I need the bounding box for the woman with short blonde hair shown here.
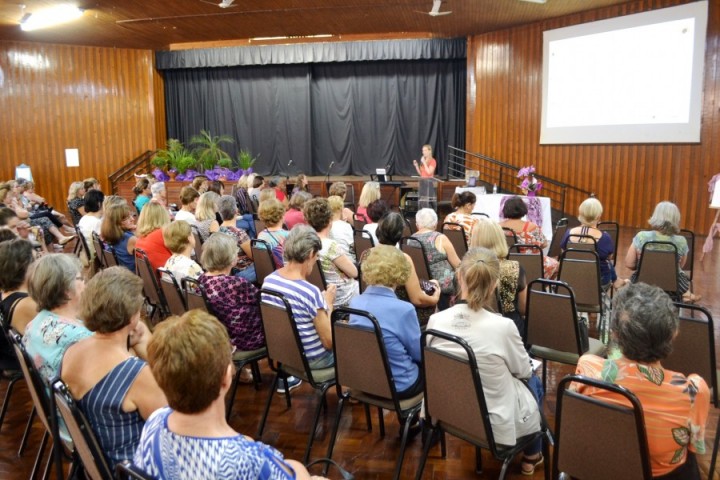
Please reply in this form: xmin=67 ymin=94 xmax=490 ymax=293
xmin=257 ymin=198 xmax=290 ymax=267
xmin=162 ymin=220 xmax=202 ymax=282
xmin=67 ymin=181 xmax=86 ymax=225
xmin=135 ymin=201 xmax=172 ymax=272
xmin=356 ymin=182 xmax=381 ymax=223
xmin=193 ymin=192 xmax=220 ymax=241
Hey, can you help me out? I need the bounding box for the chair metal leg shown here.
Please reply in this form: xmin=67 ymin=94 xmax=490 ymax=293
xmin=542 ymin=360 xmax=547 ymax=394
xmin=0 ymin=375 xmax=21 ymax=433
xmin=19 ymin=407 xmax=36 ymax=457
xmin=475 ymin=446 xmax=483 ymax=474
xmin=709 ymin=415 xmax=720 ymax=480
xmin=256 ymin=375 xmax=279 ymax=439
xmin=499 ymin=457 xmax=511 ymax=480
xmin=378 ymin=407 xmax=385 ymax=437
xmin=363 ymin=403 xmax=372 ymax=432
xmin=251 ymin=362 xmax=262 ymax=391
xmin=282 ymin=376 xmax=291 ymax=409
xmin=415 ymin=427 xmax=437 ymax=480
xmin=225 ymin=369 xmax=241 ymax=422
xmin=543 ymin=430 xmax=551 ymax=480
xmin=393 ymin=409 xmax=417 ymax=480
xmin=30 ymin=430 xmax=48 ymax=480
xmin=323 ymin=397 xmax=347 ymax=476
xmin=302 ymin=385 xmax=330 ymax=464
xmin=440 ymin=432 xmax=447 ymax=458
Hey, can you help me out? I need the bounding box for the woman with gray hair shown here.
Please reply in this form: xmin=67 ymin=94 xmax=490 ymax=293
xmin=217 ymin=195 xmax=255 ymax=282
xmin=262 ymin=225 xmax=337 ymax=373
xmin=574 ymin=283 xmax=709 ymax=478
xmin=411 ymin=208 xmax=461 ymax=300
xmin=23 ymin=254 xmax=92 ymax=382
xmin=625 ymin=201 xmax=698 ymax=302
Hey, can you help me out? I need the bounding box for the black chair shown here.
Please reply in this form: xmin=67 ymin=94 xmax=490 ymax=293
xmin=182 ymin=277 xmax=210 ymax=313
xmin=74 ymin=225 xmax=93 ymax=267
xmin=52 ymin=379 xmax=113 ymax=480
xmin=508 ymin=244 xmax=544 ymax=286
xmin=226 ymin=346 xmax=267 ymax=422
xmin=156 ymin=268 xmax=188 ymax=316
xmin=417 ymin=330 xmax=551 ymax=480
xmin=308 ymin=259 xmax=328 ymax=291
xmin=554 ymin=375 xmax=652 ymax=480
xmin=598 ymin=221 xmax=619 ymax=265
xmin=353 ymin=229 xmax=374 ymax=261
xmin=251 ymin=238 xmax=277 ymax=286
xmin=679 ymin=229 xmax=696 ymax=281
xmin=399 ymin=237 xmax=431 ymax=282
xmin=190 ymin=226 xmax=204 ymax=267
xmin=547 ymin=218 xmax=568 ymax=259
xmin=502 ymin=227 xmax=517 ymax=249
xmin=257 ymin=290 xmax=336 ymax=464
xmin=115 ymin=461 xmax=155 ymax=480
xmin=325 ymin=308 xmax=423 ymax=480
xmin=634 ymin=241 xmax=680 ymax=300
xmin=353 ymin=214 xmax=367 ymax=231
xmin=442 ymin=222 xmax=468 ymax=259
xmin=135 ymin=248 xmax=169 ymax=323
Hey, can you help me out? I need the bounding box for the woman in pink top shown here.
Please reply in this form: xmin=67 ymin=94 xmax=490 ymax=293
xmin=413 ymin=144 xmax=437 ymax=178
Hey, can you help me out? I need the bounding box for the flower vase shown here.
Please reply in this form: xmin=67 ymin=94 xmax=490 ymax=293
xmin=527 ymin=189 xmax=536 ymax=198
xmin=168 ymin=171 xmax=178 ymax=181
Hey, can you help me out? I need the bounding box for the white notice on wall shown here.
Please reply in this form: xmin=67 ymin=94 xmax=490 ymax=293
xmin=65 ymin=148 xmax=79 ymax=167
xmin=711 ymin=178 xmax=720 ymax=209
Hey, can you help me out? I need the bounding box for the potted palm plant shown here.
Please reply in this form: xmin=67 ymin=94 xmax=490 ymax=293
xmin=152 ymin=139 xmax=197 ymax=180
xmin=190 ymin=130 xmax=234 ymax=172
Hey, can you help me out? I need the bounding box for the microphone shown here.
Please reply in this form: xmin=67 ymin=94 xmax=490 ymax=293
xmin=326 ymin=161 xmax=335 ymax=182
xmin=288 ymin=159 xmax=294 ymax=166
xmin=328 ymin=161 xmax=335 ymax=171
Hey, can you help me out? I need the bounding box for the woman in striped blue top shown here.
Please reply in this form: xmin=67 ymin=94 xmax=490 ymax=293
xmin=61 ymin=267 xmax=167 ymax=466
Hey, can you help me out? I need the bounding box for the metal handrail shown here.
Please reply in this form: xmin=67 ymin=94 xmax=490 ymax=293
xmin=446 ymin=146 xmax=594 ymax=218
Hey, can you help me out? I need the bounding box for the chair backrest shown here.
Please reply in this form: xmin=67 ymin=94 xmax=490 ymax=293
xmin=442 ymin=222 xmax=468 ymax=259
xmin=344 ymin=183 xmax=355 ymax=209
xmin=635 ymin=241 xmax=679 ymax=295
xmin=353 ymin=215 xmax=367 ymax=231
xmin=115 ymin=461 xmax=155 ymax=480
xmin=421 ymin=330 xmax=497 ymax=452
xmin=547 ymin=218 xmax=568 ymax=258
xmin=135 ymin=248 xmax=168 ymax=316
xmin=400 ymin=236 xmax=431 ymax=282
xmin=525 ymin=279 xmax=584 ymax=354
xmin=597 ymin=221 xmax=619 ymax=265
xmin=558 ymin=249 xmax=602 ymax=312
xmin=254 ymin=218 xmax=266 ymax=236
xmin=353 ymin=229 xmax=375 ymax=261
xmin=182 ymin=277 xmax=210 ymax=313
xmin=75 ymin=226 xmax=93 ymax=264
xmin=91 ymin=232 xmax=106 ymax=269
xmin=406 ymin=215 xmax=418 ymax=233
xmin=331 ymin=308 xmax=397 ymax=404
xmin=502 ymin=227 xmax=517 ymax=249
xmin=259 ymin=290 xmax=317 ymax=384
xmin=191 ymin=226 xmax=204 ymax=267
xmin=307 ymin=259 xmax=328 ymax=291
xmin=471 ymin=212 xmax=489 ymax=218
xmin=508 ymin=244 xmax=544 ymax=285
xmin=679 ymin=229 xmax=695 ymax=280
xmin=564 ymin=234 xmax=598 ymax=259
xmin=157 ymin=268 xmax=188 ymax=317
xmin=52 ymin=380 xmax=113 ymax=480
xmin=554 ymin=375 xmax=652 ymax=480
xmin=664 ymin=303 xmax=718 ymax=406
xmin=9 ymin=330 xmax=53 ymax=434
xmin=251 ymin=238 xmax=277 ymax=286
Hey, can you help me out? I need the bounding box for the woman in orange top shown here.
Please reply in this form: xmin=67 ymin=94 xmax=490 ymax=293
xmin=573 ymin=283 xmax=709 ymax=478
xmin=413 ymin=144 xmax=437 ymax=177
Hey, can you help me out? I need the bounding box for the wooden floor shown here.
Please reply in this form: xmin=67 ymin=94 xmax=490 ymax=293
xmin=1 ymin=227 xmax=719 ymax=479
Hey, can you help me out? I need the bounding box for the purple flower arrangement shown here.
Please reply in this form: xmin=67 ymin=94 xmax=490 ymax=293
xmin=517 ymin=165 xmax=543 ymax=197
xmin=174 ymin=166 xmax=253 ymax=182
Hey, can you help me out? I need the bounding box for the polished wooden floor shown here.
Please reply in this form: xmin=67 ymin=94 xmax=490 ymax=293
xmin=1 ymin=227 xmax=719 ymax=479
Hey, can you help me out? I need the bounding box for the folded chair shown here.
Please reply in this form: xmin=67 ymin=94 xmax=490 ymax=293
xmin=417 ymin=329 xmax=551 ymax=480
xmin=554 ymin=375 xmax=652 ymax=480
xmin=325 ymin=308 xmax=423 ymax=480
xmin=257 ymin=290 xmax=336 ymax=464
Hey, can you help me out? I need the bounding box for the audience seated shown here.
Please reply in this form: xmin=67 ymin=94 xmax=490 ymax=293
xmin=133 ymin=178 xmax=152 ymax=214
xmin=217 ymin=195 xmax=255 ymax=282
xmin=412 ymin=208 xmax=460 ymax=301
xmin=248 ymin=175 xmax=266 ymax=203
xmin=427 ymin=247 xmax=544 ymax=475
xmin=199 ymin=233 xmax=265 ymax=356
xmin=304 ymin=198 xmax=358 ymax=307
xmin=262 ymin=225 xmax=336 ymax=370
xmin=66 ymin=181 xmax=86 ymax=226
xmin=625 ymin=201 xmax=698 ymax=302
xmin=500 ymin=195 xmax=559 ymax=279
xmin=574 ymin=283 xmax=709 ymax=478
xmin=193 ymin=191 xmax=220 ymax=242
xmin=191 ymin=175 xmax=209 ymax=194
xmin=101 ymin=203 xmax=137 ymax=272
xmin=23 ymin=254 xmax=92 ymax=382
xmin=162 ymin=220 xmax=203 ymax=281
xmin=174 ymin=186 xmax=199 ymax=224
xmin=375 ymin=212 xmax=440 ymax=327
xmin=327 ymin=195 xmax=354 ymax=261
xmin=470 ymin=218 xmax=527 ymax=336
xmin=135 ymin=201 xmax=172 ymax=272
xmin=61 ymin=267 xmax=166 ymax=466
xmin=232 ymin=176 xmax=256 ymax=237
xmin=77 ymin=189 xmax=104 ymax=262
xmin=292 ymin=174 xmax=309 ymax=196
xmin=257 ymin=198 xmax=289 ymax=267
xmin=349 ymin=246 xmax=423 ymax=398
xmin=443 ymin=191 xmax=479 ymax=244
xmin=356 ymin=182 xmax=380 ymax=224
xmin=561 ymin=197 xmax=623 ymax=289
xmin=269 ymin=177 xmax=288 ymax=205
xmin=83 ymin=177 xmax=101 ymax=192
xmin=133 ymin=310 xmax=321 ymax=480
xmin=328 ymin=182 xmax=354 ymax=223
xmin=362 ymin=199 xmax=389 ymax=246
xmin=284 ymin=191 xmax=311 ymax=230
xmin=207 ymin=180 xmax=225 ymax=196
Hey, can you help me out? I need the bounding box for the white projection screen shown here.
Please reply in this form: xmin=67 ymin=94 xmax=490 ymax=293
xmin=540 ymin=1 xmax=708 ymax=144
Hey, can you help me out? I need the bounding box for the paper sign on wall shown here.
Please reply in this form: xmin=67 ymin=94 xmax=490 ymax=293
xmin=711 ymin=178 xmax=720 ymax=209
xmin=65 ymin=148 xmax=79 ymax=167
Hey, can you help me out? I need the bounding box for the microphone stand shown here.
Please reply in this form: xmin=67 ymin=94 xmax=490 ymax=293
xmin=326 ymin=162 xmax=334 ymax=184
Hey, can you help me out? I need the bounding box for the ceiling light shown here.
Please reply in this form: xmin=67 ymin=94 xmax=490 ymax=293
xmin=20 ymin=4 xmax=84 ymax=32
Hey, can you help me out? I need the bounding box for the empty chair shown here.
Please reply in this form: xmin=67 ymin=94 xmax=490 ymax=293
xmin=353 ymin=229 xmax=375 ymax=261
xmin=554 ymin=375 xmax=652 ymax=480
xmin=442 ymin=222 xmax=468 ymax=259
xmin=633 ymin=241 xmax=680 ymax=299
xmin=257 ymin=290 xmax=336 ymax=464
xmin=251 ymin=238 xmax=278 ymax=286
xmin=325 ymin=308 xmax=423 ymax=480
xmin=157 ymin=268 xmax=187 ymax=316
xmin=418 ymin=329 xmax=550 ymax=480
xmin=525 ymin=279 xmax=604 ymax=392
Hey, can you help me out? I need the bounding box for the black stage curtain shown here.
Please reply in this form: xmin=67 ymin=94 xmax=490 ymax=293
xmin=161 ymin=39 xmax=465 ymax=177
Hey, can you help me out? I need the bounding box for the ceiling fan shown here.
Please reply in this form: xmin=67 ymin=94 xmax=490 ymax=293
xmin=199 ymin=0 xmax=237 ymax=8
xmin=417 ymin=0 xmax=451 ymax=16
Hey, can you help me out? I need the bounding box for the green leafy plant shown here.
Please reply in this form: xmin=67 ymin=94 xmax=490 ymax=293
xmin=237 ymin=148 xmax=257 ymax=170
xmin=152 ymin=139 xmax=197 ymax=174
xmin=190 ymin=130 xmax=234 ymax=172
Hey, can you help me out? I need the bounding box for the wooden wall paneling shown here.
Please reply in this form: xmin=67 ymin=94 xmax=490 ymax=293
xmin=0 ymin=41 xmax=159 ymax=217
xmin=466 ymin=0 xmax=719 ymax=233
